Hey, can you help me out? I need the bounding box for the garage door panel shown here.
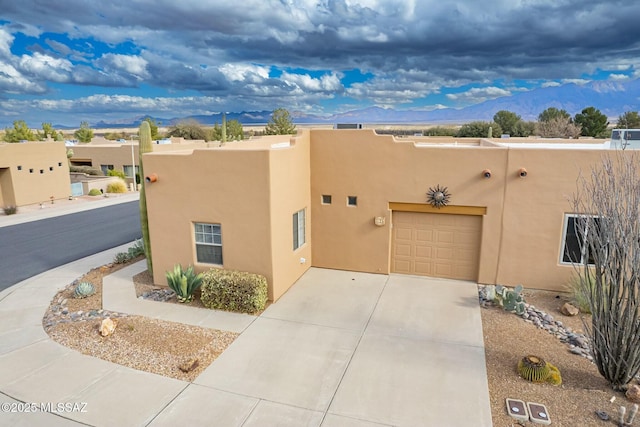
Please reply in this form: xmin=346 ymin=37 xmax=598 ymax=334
xmin=414 ymin=262 xmax=432 ymax=275
xmin=394 ymin=260 xmax=411 ymax=274
xmin=415 ymin=246 xmax=432 ymax=258
xmin=416 ymin=229 xmax=434 ymax=242
xmin=392 ymin=211 xmax=481 ymax=281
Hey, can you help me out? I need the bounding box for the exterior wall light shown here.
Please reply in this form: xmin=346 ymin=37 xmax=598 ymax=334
xmin=518 ymin=168 xmax=528 ymax=178
xmin=374 ymin=216 xmax=386 ymax=226
xmin=145 ymin=173 xmax=158 ymax=183
xmin=482 ymin=169 xmax=492 ymax=179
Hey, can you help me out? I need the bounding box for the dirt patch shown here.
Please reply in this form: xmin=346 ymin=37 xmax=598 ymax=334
xmin=483 ymin=288 xmax=630 ymax=426
xmin=43 ymin=260 xmax=237 ymax=382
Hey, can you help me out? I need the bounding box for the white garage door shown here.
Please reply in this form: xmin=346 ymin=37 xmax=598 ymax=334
xmin=392 ymin=211 xmax=482 ymax=281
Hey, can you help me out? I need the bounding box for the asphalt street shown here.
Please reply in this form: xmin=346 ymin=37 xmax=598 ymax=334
xmin=0 ymin=200 xmax=141 ymax=291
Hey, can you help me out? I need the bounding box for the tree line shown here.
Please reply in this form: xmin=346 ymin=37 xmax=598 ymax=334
xmin=1 ymin=108 xmax=297 ymax=143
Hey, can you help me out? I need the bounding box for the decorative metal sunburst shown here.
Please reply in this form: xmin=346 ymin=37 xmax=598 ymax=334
xmin=426 ymin=184 xmax=451 ymax=208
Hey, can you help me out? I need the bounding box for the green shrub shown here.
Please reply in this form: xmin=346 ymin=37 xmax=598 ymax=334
xmin=2 ymin=206 xmax=17 ymax=215
xmin=565 ymin=272 xmax=594 ymax=314
xmin=127 ymin=239 xmax=145 ymax=258
xmin=107 ymin=169 xmax=127 ymax=180
xmin=166 ymin=264 xmax=203 ymax=303
xmin=106 ymin=180 xmax=127 ymax=193
xmin=70 ymin=165 xmax=103 ymax=175
xmin=201 ymin=268 xmax=268 ymax=314
xmin=88 ymin=188 xmax=102 ymax=196
xmin=114 ymin=240 xmax=145 ymax=264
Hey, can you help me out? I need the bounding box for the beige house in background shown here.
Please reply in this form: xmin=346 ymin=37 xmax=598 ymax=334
xmin=0 ymin=142 xmax=70 ymax=207
xmin=69 ymin=138 xmax=209 ymax=186
xmin=142 ymin=129 xmax=613 ymax=301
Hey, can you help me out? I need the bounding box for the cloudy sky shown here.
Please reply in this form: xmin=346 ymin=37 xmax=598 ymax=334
xmin=0 ymin=0 xmax=639 ymax=127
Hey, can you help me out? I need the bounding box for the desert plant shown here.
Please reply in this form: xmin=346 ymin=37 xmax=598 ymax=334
xmin=485 ymin=284 xmax=526 ymax=315
xmin=88 ymin=188 xmax=102 ymax=196
xmin=106 ymin=180 xmax=127 ymax=193
xmin=2 ymin=206 xmax=17 ymax=215
xmin=572 ymin=151 xmax=640 ymax=390
xmin=127 ymin=239 xmax=145 ymax=258
xmin=165 ymin=264 xmax=203 ymax=303
xmin=113 ymin=252 xmax=130 ymax=264
xmin=565 ymin=272 xmax=594 ymax=314
xmin=74 ymin=281 xmax=96 ymax=299
xmin=200 ymin=268 xmax=268 ymax=314
xmin=107 ymin=169 xmax=127 ymax=180
xmin=70 ymin=165 xmax=103 ymax=175
xmin=517 ymin=355 xmax=562 ymax=385
xmin=139 ymin=120 xmax=153 ymax=275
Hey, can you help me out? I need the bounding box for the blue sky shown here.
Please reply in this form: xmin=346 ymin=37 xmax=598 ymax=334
xmin=0 ymin=0 xmax=639 ymax=127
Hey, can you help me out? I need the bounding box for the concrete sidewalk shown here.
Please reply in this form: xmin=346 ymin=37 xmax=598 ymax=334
xmin=0 ymin=247 xmax=492 ymax=426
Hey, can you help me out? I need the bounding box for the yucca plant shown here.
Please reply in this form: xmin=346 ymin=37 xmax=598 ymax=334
xmin=166 ymin=264 xmax=203 ymax=303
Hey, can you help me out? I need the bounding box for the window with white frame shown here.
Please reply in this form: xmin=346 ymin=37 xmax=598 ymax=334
xmin=561 ymin=214 xmax=601 ymax=264
xmin=293 ymin=209 xmax=306 ymax=250
xmin=123 ymin=165 xmax=140 ymax=178
xmin=195 ymin=223 xmax=223 ymax=264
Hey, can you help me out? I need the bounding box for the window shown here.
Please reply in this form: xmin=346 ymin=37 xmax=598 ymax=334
xmin=100 ymin=164 xmax=114 ymax=175
xmin=347 ymin=196 xmax=357 ymax=206
xmin=17 ymin=166 xmax=22 ymax=171
xmin=321 ymin=195 xmax=332 ymax=204
xmin=49 ymin=166 xmax=54 ymax=171
xmin=29 ymin=168 xmax=33 ymax=173
xmin=293 ymin=209 xmax=306 ymax=250
xmin=195 ymin=223 xmax=223 ymax=264
xmin=561 ymin=214 xmax=602 ymax=264
xmin=123 ymin=165 xmax=140 ymax=178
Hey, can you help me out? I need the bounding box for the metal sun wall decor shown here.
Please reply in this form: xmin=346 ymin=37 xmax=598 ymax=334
xmin=426 ymin=184 xmax=451 ymax=208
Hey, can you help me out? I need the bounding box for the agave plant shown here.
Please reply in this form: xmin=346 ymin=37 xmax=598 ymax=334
xmin=165 ymin=264 xmax=203 ymax=303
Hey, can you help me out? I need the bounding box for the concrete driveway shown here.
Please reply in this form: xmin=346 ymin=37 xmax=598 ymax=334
xmin=157 ymin=268 xmax=492 ymax=427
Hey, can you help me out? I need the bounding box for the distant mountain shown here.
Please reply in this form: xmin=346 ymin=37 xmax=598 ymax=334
xmin=86 ymin=78 xmax=640 ymax=128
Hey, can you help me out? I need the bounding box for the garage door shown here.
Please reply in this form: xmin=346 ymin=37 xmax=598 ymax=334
xmin=391 ymin=211 xmax=482 ymax=281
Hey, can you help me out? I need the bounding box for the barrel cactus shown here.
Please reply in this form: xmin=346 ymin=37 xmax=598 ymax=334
xmin=517 ymin=355 xmax=562 ymax=385
xmin=74 ymin=281 xmax=96 ymax=299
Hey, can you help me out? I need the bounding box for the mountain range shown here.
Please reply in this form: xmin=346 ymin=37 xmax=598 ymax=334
xmin=88 ymin=78 xmax=640 ymax=129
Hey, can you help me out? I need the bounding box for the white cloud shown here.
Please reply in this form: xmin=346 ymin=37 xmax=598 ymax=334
xmin=446 ymin=86 xmax=512 ymax=104
xmin=560 ymin=78 xmax=590 ymax=85
xmin=18 ymin=52 xmax=73 ymax=82
xmin=96 ymin=54 xmax=149 ymax=79
xmin=218 ymin=63 xmax=270 ymax=83
xmin=609 ymin=73 xmax=629 ymax=81
xmin=281 ymin=71 xmax=343 ymax=92
xmin=542 ymin=81 xmax=561 ymax=88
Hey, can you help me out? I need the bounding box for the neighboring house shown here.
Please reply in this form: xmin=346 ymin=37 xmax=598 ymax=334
xmin=0 ymin=142 xmax=70 ymax=207
xmin=69 ymin=138 xmax=209 ymax=186
xmin=142 ymin=129 xmax=615 ymax=301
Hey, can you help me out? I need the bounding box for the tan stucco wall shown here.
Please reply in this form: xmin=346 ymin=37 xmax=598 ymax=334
xmin=0 ymin=142 xmax=70 ymax=206
xmin=143 ymin=134 xmax=312 ymax=301
xmin=143 ymin=128 xmax=622 ymax=296
xmin=310 ymin=130 xmax=614 ymax=292
xmin=70 ymin=141 xmax=209 ymax=184
xmin=309 ymin=130 xmax=506 ymax=284
xmin=267 ymin=132 xmax=312 ymax=299
xmin=496 ymin=148 xmax=607 ymax=291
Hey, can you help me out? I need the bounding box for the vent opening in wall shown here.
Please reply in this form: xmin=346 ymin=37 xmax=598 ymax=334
xmin=17 ymin=166 xmax=22 ymax=171
xmin=40 ymin=169 xmax=44 ymax=174
xmin=322 ymin=195 xmax=332 ymax=204
xmin=348 ymin=196 xmax=357 ymax=206
xmin=49 ymin=166 xmax=54 ymax=171
xmin=29 ymin=168 xmax=33 ymax=173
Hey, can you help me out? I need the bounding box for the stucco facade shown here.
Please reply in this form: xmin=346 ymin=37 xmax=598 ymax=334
xmin=143 ymin=129 xmax=613 ymax=301
xmin=0 ymin=142 xmax=70 ymax=207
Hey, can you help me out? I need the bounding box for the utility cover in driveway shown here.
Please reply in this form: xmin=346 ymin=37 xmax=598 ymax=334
xmin=391 ymin=211 xmax=481 ymax=280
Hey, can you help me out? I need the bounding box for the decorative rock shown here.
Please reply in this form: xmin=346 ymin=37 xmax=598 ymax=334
xmin=179 ymin=357 xmax=199 ymax=373
xmin=596 ymin=410 xmax=610 ymax=421
xmin=626 ymin=385 xmax=640 ymax=403
xmin=99 ymin=318 xmax=118 ymax=337
xmin=570 ymin=347 xmax=584 ymax=355
xmin=561 ymin=302 xmax=579 ymax=316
